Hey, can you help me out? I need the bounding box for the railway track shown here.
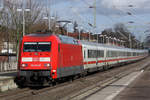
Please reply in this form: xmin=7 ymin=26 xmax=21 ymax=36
xmin=0 ymin=57 xmax=150 ymax=100
xmin=0 ymin=79 xmax=72 ymax=100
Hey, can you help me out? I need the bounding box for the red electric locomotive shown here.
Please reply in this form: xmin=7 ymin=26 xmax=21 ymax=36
xmin=17 ymin=33 xmax=83 ymax=85
xmin=16 ymin=33 xmax=148 ymax=86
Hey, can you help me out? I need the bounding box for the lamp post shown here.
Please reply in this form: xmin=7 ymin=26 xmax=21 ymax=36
xmin=118 ymin=39 xmax=121 ymax=46
xmin=89 ymin=0 xmax=96 ymax=42
xmin=99 ymin=35 xmax=103 ymax=43
xmin=108 ymin=37 xmax=110 ymax=44
xmin=67 ymin=23 xmax=73 ymax=36
xmin=78 ymin=26 xmax=83 ymax=40
xmin=121 ymin=40 xmax=123 ymax=46
xmin=106 ymin=36 xmax=109 ymax=44
xmin=43 ymin=16 xmax=50 ymax=30
xmin=17 ymin=8 xmax=30 ymax=36
xmin=129 ymin=34 xmax=132 ymax=48
xmin=103 ymin=35 xmax=107 ymax=44
xmin=120 ymin=40 xmax=123 ymax=46
xmin=88 ymin=30 xmax=91 ymax=41
xmin=47 ymin=0 xmax=51 ymax=31
xmin=43 ymin=16 xmax=55 ymax=32
xmin=97 ymin=33 xmax=99 ymax=43
xmin=114 ymin=37 xmax=117 ymax=45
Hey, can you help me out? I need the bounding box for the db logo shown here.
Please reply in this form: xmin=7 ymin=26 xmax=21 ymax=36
xmin=33 ymin=57 xmax=39 ymax=62
xmin=34 ymin=53 xmax=38 ymax=55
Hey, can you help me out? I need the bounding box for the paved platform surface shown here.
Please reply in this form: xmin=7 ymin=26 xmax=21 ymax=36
xmin=85 ymin=70 xmax=145 ymax=100
xmin=113 ymin=69 xmax=150 ymax=100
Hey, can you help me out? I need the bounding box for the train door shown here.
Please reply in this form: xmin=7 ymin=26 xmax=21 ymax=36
xmin=105 ymin=48 xmax=113 ymax=68
xmin=96 ymin=47 xmax=99 ymax=67
xmin=105 ymin=48 xmax=109 ymax=67
xmin=104 ymin=48 xmax=107 ymax=66
xmin=83 ymin=46 xmax=88 ymax=70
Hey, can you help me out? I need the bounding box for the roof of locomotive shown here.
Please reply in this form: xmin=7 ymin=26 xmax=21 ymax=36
xmin=58 ymin=35 xmax=79 ymax=45
xmin=24 ymin=33 xmax=79 ymax=45
xmin=25 ymin=33 xmax=53 ymax=37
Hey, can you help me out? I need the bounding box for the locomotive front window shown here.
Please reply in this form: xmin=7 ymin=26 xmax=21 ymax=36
xmin=38 ymin=42 xmax=51 ymax=52
xmin=23 ymin=42 xmax=51 ymax=52
xmin=24 ymin=42 xmax=37 ymax=52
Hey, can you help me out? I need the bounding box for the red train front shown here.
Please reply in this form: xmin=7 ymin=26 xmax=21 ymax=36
xmin=17 ymin=33 xmax=83 ymax=86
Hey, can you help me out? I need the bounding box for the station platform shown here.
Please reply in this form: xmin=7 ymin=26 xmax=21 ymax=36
xmin=85 ymin=68 xmax=149 ymax=100
xmin=0 ymin=71 xmax=17 ymax=92
xmin=113 ymin=69 xmax=150 ymax=100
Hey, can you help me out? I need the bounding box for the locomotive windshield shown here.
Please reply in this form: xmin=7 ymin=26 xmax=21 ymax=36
xmin=23 ymin=42 xmax=51 ymax=52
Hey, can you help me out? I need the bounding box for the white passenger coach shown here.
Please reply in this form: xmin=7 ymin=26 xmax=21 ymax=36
xmin=81 ymin=41 xmax=148 ymax=72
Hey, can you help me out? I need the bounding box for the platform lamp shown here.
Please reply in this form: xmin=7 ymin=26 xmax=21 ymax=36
xmin=17 ymin=8 xmax=30 ymax=36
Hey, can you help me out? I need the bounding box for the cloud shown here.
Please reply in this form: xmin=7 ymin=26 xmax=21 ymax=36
xmin=100 ymin=0 xmax=150 ymax=14
xmin=101 ymin=0 xmax=149 ymax=9
xmin=43 ymin=0 xmax=150 ymax=16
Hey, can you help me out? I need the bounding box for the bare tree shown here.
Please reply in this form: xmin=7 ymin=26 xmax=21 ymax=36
xmin=0 ymin=0 xmax=50 ymax=53
xmin=5 ymin=0 xmax=44 ymax=35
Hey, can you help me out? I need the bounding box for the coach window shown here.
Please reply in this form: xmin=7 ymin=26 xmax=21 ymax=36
xmin=88 ymin=50 xmax=96 ymax=58
xmin=109 ymin=51 xmax=112 ymax=57
xmin=97 ymin=50 xmax=104 ymax=57
xmin=133 ymin=52 xmax=136 ymax=56
xmin=106 ymin=51 xmax=108 ymax=57
xmin=111 ymin=51 xmax=114 ymax=57
xmin=118 ymin=52 xmax=120 ymax=56
xmin=129 ymin=52 xmax=131 ymax=56
xmin=101 ymin=50 xmax=104 ymax=57
xmin=127 ymin=52 xmax=129 ymax=56
xmin=124 ymin=52 xmax=126 ymax=56
xmin=113 ymin=51 xmax=116 ymax=57
xmin=88 ymin=50 xmax=91 ymax=58
xmin=107 ymin=51 xmax=110 ymax=57
xmin=121 ymin=52 xmax=123 ymax=56
xmin=84 ymin=50 xmax=86 ymax=58
xmin=123 ymin=52 xmax=125 ymax=56
xmin=126 ymin=52 xmax=128 ymax=56
xmin=115 ymin=51 xmax=117 ymax=57
xmin=111 ymin=51 xmax=116 ymax=57
xmin=93 ymin=50 xmax=97 ymax=58
xmin=97 ymin=50 xmax=100 ymax=57
xmin=118 ymin=51 xmax=120 ymax=57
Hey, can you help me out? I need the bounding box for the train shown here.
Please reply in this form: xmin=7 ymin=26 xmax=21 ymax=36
xmin=16 ymin=33 xmax=148 ymax=86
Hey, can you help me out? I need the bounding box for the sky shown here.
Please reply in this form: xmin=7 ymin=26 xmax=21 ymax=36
xmin=44 ymin=0 xmax=150 ymax=41
xmin=1 ymin=0 xmax=150 ymax=41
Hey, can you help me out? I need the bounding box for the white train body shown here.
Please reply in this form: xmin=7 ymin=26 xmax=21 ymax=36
xmin=81 ymin=41 xmax=148 ymax=72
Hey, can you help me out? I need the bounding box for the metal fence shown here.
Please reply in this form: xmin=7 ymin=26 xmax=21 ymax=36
xmin=0 ymin=61 xmax=17 ymax=72
xmin=0 ymin=54 xmax=17 ymax=72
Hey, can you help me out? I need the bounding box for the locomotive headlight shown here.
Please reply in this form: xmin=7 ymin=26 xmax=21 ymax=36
xmin=44 ymin=63 xmax=50 ymax=67
xmin=40 ymin=57 xmax=50 ymax=62
xmin=22 ymin=57 xmax=32 ymax=62
xmin=21 ymin=64 xmax=28 ymax=67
